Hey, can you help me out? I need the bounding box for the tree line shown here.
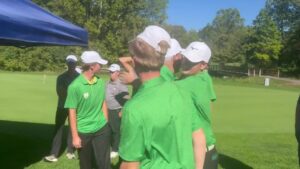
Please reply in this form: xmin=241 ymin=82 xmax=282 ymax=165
xmin=0 ymin=0 xmax=299 ymax=76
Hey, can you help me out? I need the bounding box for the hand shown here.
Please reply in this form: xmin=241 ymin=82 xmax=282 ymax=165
xmin=120 ymin=71 xmax=138 ymax=84
xmin=119 ymin=57 xmax=135 ymax=70
xmin=119 ymin=56 xmax=138 ymax=84
xmin=72 ymin=135 xmax=82 ymax=149
xmin=119 ymin=111 xmax=122 ymax=117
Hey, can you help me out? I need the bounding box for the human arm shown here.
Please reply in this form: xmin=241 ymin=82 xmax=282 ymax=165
xmin=69 ymin=108 xmax=81 ymax=148
xmin=120 ymin=161 xmax=140 ymax=169
xmin=64 ymin=83 xmax=81 ymax=148
xmin=102 ymin=101 xmax=109 ymax=121
xmin=193 ymin=128 xmax=206 ymax=169
xmin=182 ymin=86 xmax=206 ymax=169
xmin=114 ymin=87 xmax=130 ymax=106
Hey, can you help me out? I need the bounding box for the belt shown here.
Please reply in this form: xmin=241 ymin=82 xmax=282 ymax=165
xmin=206 ymin=145 xmax=215 ymax=152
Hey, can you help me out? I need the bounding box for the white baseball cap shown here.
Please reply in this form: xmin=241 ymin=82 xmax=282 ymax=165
xmin=66 ymin=55 xmax=78 ymax=62
xmin=182 ymin=42 xmax=211 ymax=63
xmin=81 ymin=51 xmax=108 ymax=65
xmin=137 ymin=25 xmax=171 ymax=52
xmin=75 ymin=67 xmax=82 ymax=73
xmin=108 ymin=64 xmax=121 ymax=72
xmin=165 ymin=38 xmax=183 ymax=59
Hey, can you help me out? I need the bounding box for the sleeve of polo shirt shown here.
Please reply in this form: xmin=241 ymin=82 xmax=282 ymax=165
xmin=119 ymin=105 xmax=145 ymax=161
xmin=193 ymin=80 xmax=209 ymax=105
xmin=191 ymin=106 xmax=205 ymax=131
xmin=64 ymin=84 xmax=78 ymax=109
xmin=208 ymin=77 xmax=217 ymax=102
xmin=186 ymin=95 xmax=205 ymax=131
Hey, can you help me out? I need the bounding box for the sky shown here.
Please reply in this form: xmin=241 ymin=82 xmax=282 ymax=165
xmin=167 ymin=0 xmax=266 ymax=31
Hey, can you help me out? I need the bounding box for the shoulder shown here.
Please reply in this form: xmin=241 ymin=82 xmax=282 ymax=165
xmin=68 ymin=81 xmax=78 ymax=90
xmin=57 ymin=72 xmax=67 ymax=80
xmin=175 ymin=76 xmax=194 ymax=87
xmin=68 ymin=76 xmax=81 ymax=89
xmin=96 ymin=76 xmax=105 ymax=84
xmin=122 ymin=98 xmax=142 ymax=121
xmin=123 ymin=94 xmax=141 ymax=110
xmin=117 ymin=79 xmax=127 ymax=86
xmin=175 ymin=74 xmax=207 ymax=92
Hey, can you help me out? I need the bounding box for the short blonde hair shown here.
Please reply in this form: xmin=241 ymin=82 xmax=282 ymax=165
xmin=129 ymin=38 xmax=170 ymax=71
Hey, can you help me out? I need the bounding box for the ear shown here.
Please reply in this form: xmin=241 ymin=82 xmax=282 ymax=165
xmin=90 ymin=64 xmax=95 ymax=71
xmin=173 ymin=53 xmax=182 ymax=61
xmin=133 ymin=56 xmax=142 ymax=66
xmin=199 ymin=63 xmax=208 ymax=70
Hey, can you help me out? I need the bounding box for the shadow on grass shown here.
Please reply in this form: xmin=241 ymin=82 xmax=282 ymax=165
xmin=0 ymin=120 xmax=255 ymax=169
xmin=0 ymin=120 xmax=62 ymax=169
xmin=0 ymin=120 xmax=122 ymax=169
xmin=219 ymin=153 xmax=253 ymax=169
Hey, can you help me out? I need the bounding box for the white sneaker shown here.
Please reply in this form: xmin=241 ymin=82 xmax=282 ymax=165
xmin=110 ymin=151 xmax=119 ymax=159
xmin=66 ymin=153 xmax=76 ymax=159
xmin=44 ymin=155 xmax=58 ymax=162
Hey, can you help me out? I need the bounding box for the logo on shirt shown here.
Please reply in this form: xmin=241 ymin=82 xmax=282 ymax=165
xmin=83 ymin=92 xmax=89 ymax=99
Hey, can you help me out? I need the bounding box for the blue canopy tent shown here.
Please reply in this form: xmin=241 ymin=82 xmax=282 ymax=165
xmin=0 ymin=0 xmax=88 ymax=47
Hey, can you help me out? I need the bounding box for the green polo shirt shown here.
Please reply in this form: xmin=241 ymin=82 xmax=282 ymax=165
xmin=64 ymin=74 xmax=107 ymax=133
xmin=160 ymin=65 xmax=176 ymax=81
xmin=176 ymin=72 xmax=216 ymax=146
xmin=203 ymin=70 xmax=216 ymax=102
xmin=119 ymin=77 xmax=203 ymax=169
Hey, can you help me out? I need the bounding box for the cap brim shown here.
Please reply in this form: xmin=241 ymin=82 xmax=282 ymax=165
xmin=181 ymin=50 xmax=204 ymax=63
xmin=108 ymin=68 xmax=115 ymax=72
xmin=97 ymin=59 xmax=108 ymax=65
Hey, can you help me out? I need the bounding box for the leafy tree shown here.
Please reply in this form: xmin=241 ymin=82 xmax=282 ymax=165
xmin=0 ymin=46 xmax=81 ymax=71
xmin=45 ymin=0 xmax=168 ymax=62
xmin=265 ymin=0 xmax=300 ymax=75
xmin=265 ymin=0 xmax=300 ymax=38
xmin=0 ymin=0 xmax=169 ymax=72
xmin=244 ymin=9 xmax=282 ymax=69
xmin=280 ymin=21 xmax=300 ymax=75
xmin=198 ymin=8 xmax=247 ymax=64
xmin=162 ymin=24 xmax=199 ymax=47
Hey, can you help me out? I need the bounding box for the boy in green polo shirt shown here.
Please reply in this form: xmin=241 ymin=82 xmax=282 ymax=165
xmin=119 ymin=25 xmax=206 ymax=169
xmin=176 ymin=42 xmax=218 ymax=169
xmin=65 ymin=51 xmax=111 ymax=169
xmin=186 ymin=41 xmax=217 ymax=103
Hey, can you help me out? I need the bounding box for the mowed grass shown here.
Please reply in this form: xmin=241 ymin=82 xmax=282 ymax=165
xmin=0 ymin=72 xmax=299 ymax=169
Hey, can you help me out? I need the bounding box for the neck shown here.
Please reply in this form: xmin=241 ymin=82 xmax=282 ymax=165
xmin=83 ymin=71 xmax=94 ymax=81
xmin=164 ymin=60 xmax=174 ymax=73
xmin=139 ymin=71 xmax=160 ymax=83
